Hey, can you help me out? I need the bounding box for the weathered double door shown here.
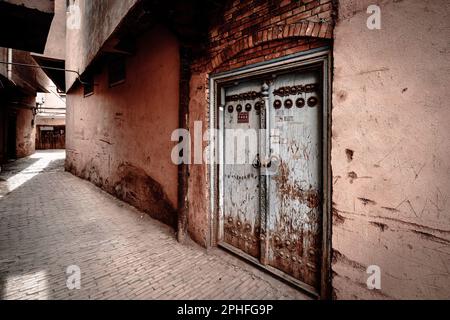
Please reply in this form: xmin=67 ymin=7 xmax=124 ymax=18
xmin=220 ymin=68 xmax=323 ymax=292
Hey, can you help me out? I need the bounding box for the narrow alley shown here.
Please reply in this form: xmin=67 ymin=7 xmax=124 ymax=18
xmin=0 ymin=151 xmax=308 ymax=300
xmin=1 ymin=0 xmax=449 ymax=302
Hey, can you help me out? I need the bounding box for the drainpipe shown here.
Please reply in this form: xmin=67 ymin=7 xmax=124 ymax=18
xmin=7 ymin=48 xmax=12 ymax=80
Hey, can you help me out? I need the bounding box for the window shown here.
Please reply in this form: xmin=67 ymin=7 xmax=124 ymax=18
xmin=108 ymin=55 xmax=126 ymax=88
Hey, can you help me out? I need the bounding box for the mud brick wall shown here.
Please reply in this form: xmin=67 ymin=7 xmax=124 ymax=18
xmin=66 ymin=26 xmax=180 ymax=228
xmin=15 ymin=105 xmax=36 ymax=159
xmin=187 ymin=0 xmax=334 ymax=246
xmin=332 ymin=0 xmax=450 ymax=299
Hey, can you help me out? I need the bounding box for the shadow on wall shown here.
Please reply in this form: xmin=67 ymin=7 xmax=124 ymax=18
xmin=65 ymin=160 xmax=177 ymax=229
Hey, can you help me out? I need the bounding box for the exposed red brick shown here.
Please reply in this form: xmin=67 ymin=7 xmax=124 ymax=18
xmin=305 ymin=21 xmax=315 ymax=36
xmin=191 ymin=0 xmax=334 ymax=79
xmin=318 ymin=23 xmax=328 ymax=38
xmin=312 ymin=23 xmax=321 ymax=37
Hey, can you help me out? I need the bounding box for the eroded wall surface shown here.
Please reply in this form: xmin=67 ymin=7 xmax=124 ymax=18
xmin=16 ymin=107 xmax=36 ymax=158
xmin=332 ymin=0 xmax=450 ymax=299
xmin=66 ymin=26 xmax=180 ymax=228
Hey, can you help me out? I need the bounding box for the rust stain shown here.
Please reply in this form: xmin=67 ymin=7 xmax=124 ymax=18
xmin=274 ymin=161 xmax=321 ymax=208
xmin=271 ymin=159 xmax=321 ymax=288
xmin=224 ymin=215 xmax=260 ymax=257
xmin=306 ymin=191 xmax=321 ymax=208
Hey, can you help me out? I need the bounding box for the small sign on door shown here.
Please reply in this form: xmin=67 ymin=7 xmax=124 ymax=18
xmin=237 ymin=112 xmax=249 ymax=123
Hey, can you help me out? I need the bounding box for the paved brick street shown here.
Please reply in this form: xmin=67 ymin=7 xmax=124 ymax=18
xmin=0 ymin=151 xmax=308 ymax=300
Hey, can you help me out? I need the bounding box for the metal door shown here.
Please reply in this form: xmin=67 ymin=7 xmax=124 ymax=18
xmin=222 ymin=79 xmax=262 ymax=259
xmin=267 ymin=70 xmax=322 ymax=290
xmin=220 ymin=68 xmax=323 ymax=291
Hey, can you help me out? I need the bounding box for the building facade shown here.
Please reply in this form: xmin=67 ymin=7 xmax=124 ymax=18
xmin=63 ymin=0 xmax=450 ymax=299
xmin=0 ymin=0 xmax=58 ymax=163
xmin=0 ymin=48 xmax=50 ymax=163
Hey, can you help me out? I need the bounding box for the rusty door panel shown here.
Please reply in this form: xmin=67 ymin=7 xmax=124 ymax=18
xmin=220 ymin=69 xmax=323 ymax=291
xmin=223 ymin=79 xmax=262 ymax=258
xmin=267 ymin=70 xmax=322 ymax=289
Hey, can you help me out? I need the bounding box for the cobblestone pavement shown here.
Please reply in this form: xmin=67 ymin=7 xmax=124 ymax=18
xmin=0 ymin=151 xmax=309 ymax=300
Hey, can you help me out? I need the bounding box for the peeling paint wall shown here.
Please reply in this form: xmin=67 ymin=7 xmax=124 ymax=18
xmin=332 ymin=0 xmax=450 ymax=299
xmin=66 ymin=25 xmax=180 ymax=228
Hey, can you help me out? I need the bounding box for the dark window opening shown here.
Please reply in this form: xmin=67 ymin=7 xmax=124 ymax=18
xmin=108 ymin=55 xmax=126 ymax=88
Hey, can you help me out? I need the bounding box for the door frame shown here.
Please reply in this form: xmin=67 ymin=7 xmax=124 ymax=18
xmin=208 ymin=47 xmax=332 ymax=299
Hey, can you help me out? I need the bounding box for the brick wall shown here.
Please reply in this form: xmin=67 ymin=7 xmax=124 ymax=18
xmin=187 ymin=0 xmax=335 ymax=246
xmin=192 ymin=0 xmax=334 ymax=73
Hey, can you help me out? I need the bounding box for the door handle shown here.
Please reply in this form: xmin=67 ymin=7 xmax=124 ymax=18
xmin=260 ymin=156 xmax=272 ymax=168
xmin=252 ymin=153 xmax=261 ymax=169
xmin=253 ymin=154 xmax=273 ymax=169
